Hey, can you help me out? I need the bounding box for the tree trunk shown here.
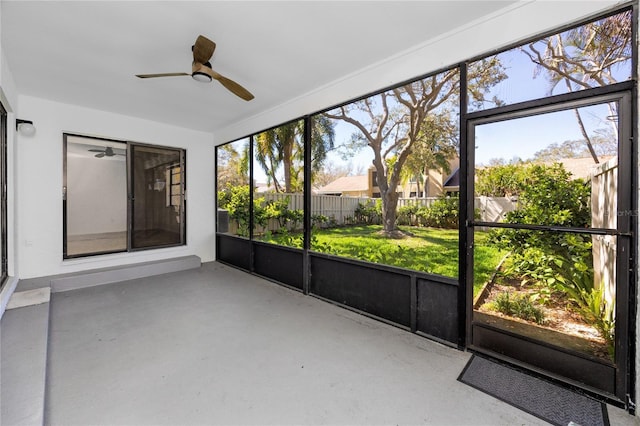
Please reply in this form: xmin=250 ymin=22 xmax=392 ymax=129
xmin=381 ymin=188 xmax=400 ymax=235
xmin=283 ymin=138 xmax=294 ymax=192
xmin=562 ymin=77 xmax=599 ymax=164
xmin=422 ymin=175 xmax=429 ymax=198
xmin=573 ymin=108 xmax=599 ymax=164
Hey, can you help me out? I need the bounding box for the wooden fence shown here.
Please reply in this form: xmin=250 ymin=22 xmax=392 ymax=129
xmin=591 ymin=157 xmax=617 ymax=318
xmin=223 ymin=193 xmax=517 ymax=234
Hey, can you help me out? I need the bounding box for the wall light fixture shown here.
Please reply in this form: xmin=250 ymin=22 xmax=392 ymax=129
xmin=16 ymin=119 xmax=36 ymax=137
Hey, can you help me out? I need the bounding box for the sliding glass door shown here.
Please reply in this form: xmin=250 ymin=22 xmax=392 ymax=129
xmin=64 ymin=134 xmax=186 ymax=258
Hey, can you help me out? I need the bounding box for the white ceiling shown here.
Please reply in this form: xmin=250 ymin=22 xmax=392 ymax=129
xmin=2 ymin=1 xmax=518 ymax=134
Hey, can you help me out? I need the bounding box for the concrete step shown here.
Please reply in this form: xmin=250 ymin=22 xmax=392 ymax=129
xmin=1 ymin=299 xmax=50 ymax=425
xmin=16 ymin=255 xmax=201 ymax=293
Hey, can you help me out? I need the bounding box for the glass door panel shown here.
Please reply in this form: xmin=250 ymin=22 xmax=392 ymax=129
xmin=474 ymin=102 xmax=619 ymax=229
xmin=64 ymin=135 xmax=127 ymax=257
xmin=130 ymin=144 xmax=185 ymax=249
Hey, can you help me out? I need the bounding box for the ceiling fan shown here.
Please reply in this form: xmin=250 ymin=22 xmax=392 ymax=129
xmin=88 ymin=147 xmax=125 ymax=158
xmin=135 ymin=35 xmax=254 ymax=101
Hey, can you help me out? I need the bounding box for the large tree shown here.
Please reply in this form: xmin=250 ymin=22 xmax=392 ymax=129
xmin=521 ymin=10 xmax=632 ymax=163
xmin=254 ymin=116 xmax=335 ymax=193
xmin=325 ymin=59 xmax=505 ymax=236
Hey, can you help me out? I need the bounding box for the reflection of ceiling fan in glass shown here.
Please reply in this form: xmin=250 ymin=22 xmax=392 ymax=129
xmin=88 ymin=147 xmax=125 ymax=158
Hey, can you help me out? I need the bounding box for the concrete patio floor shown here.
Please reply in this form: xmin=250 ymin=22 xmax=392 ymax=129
xmin=3 ymin=261 xmax=638 ymax=425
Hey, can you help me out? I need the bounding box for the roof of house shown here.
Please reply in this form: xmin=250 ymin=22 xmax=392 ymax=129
xmin=317 ymin=175 xmax=369 ymax=194
xmin=443 ymin=168 xmax=460 ymax=188
xmin=542 ymin=155 xmax=616 ymax=180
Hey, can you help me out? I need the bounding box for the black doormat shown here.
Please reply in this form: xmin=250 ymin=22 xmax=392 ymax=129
xmin=458 ymin=355 xmax=609 ymax=426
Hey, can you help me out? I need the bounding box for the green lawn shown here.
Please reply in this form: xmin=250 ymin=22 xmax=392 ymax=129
xmin=259 ymin=225 xmax=505 ymax=295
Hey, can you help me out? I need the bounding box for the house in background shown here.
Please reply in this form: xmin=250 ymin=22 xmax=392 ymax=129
xmin=547 ymin=155 xmax=616 ymax=180
xmin=318 ymin=158 xmax=459 ymax=199
xmin=316 ymin=174 xmax=369 ymax=197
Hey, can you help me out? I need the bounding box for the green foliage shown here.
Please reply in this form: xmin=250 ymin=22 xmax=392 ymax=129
xmin=487 ymin=163 xmax=591 ymax=253
xmin=217 ymin=142 xmax=249 ymax=188
xmin=401 ymin=112 xmax=459 ymax=188
xmin=263 ymin=226 xmax=503 ymax=291
xmin=263 ymin=197 xmax=303 ymax=230
xmin=399 ymin=198 xmax=479 ymax=228
xmin=398 ymin=197 xmax=460 ymax=228
xmin=475 ymin=162 xmax=591 ymax=217
xmin=217 ymin=185 xmax=265 ymax=237
xmin=309 ymin=225 xmax=460 ymax=276
xmin=415 ymin=197 xmax=459 ymax=229
xmin=254 ymin=122 xmax=303 ymax=193
xmin=397 ymin=203 xmax=421 ymax=226
xmin=485 ymin=162 xmax=613 ymax=353
xmin=475 ymin=163 xmax=524 ymax=197
xmin=354 ymin=200 xmax=382 ymax=224
xmin=268 ymin=228 xmax=304 ymax=249
xmin=510 ymin=164 xmax=591 ymax=226
xmin=581 ymin=286 xmax=615 ymax=358
xmin=501 ymin=241 xmax=614 ymax=354
xmin=488 ymin=291 xmax=546 ymax=325
xmin=254 ymin=117 xmax=335 ymax=193
xmin=218 ymin=187 xmax=303 ymax=240
xmin=311 ymin=214 xmax=338 ymax=229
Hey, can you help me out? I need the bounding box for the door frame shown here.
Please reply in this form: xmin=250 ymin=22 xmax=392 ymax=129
xmin=463 ymin=83 xmax=635 ymax=405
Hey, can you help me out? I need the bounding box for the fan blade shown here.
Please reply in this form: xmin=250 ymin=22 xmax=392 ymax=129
xmin=95 ymin=153 xmax=105 ymax=158
xmin=196 ymin=65 xmax=254 ymax=101
xmin=88 ymin=149 xmax=105 ymax=152
xmin=136 ymin=73 xmax=189 ymax=79
xmin=193 ymin=35 xmax=216 ymax=64
xmin=217 ymin=75 xmax=254 ymax=101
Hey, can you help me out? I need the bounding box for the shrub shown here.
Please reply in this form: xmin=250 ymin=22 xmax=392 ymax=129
xmin=217 ymin=185 xmax=266 ymax=237
xmin=488 ymin=291 xmax=546 ymax=325
xmin=502 ymin=242 xmax=614 ymax=355
xmin=485 ymin=163 xmax=614 ymax=354
xmin=355 ymin=200 xmax=382 ymax=224
xmin=415 ymin=196 xmax=459 ymax=228
xmin=397 ymin=203 xmax=420 ymax=226
xmin=263 ymin=197 xmax=303 ymax=231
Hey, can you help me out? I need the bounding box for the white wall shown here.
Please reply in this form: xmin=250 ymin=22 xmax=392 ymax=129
xmin=16 ymin=95 xmax=214 ymax=278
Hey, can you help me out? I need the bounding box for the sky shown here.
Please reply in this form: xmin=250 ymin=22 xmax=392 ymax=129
xmin=474 ymin=103 xmax=616 ymax=166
